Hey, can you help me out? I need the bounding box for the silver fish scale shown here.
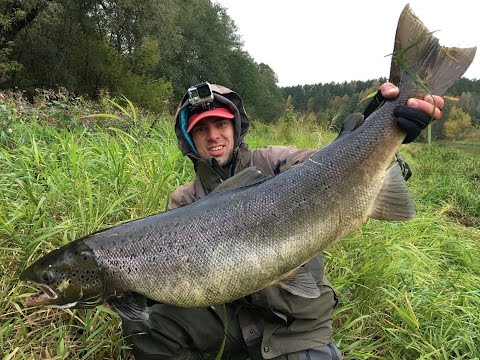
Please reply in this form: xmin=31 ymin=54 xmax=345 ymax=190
xmin=86 ymin=98 xmax=406 ymax=307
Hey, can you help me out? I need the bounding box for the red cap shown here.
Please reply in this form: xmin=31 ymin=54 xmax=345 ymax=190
xmin=187 ymin=108 xmax=234 ymax=133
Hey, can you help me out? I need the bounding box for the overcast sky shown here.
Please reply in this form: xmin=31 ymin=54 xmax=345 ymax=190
xmin=213 ymin=1 xmax=479 ymax=87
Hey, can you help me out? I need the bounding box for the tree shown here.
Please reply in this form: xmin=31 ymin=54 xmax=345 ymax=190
xmin=0 ymin=0 xmax=54 ymax=81
xmin=0 ymin=0 xmax=53 ymax=48
xmin=226 ymin=50 xmax=283 ymax=121
xmin=443 ymin=106 xmax=472 ymax=140
xmin=1 ymin=0 xmax=177 ymax=109
xmin=0 ymin=0 xmax=291 ymax=120
xmin=161 ymin=0 xmax=242 ymax=99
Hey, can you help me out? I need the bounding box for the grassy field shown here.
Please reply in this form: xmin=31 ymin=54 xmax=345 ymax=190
xmin=1 ymin=98 xmax=479 ymax=359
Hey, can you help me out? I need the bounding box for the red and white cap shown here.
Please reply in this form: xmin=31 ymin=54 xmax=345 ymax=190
xmin=187 ymin=107 xmax=235 ymax=133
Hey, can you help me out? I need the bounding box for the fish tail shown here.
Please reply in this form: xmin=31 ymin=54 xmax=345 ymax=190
xmin=389 ymin=4 xmax=476 ymax=96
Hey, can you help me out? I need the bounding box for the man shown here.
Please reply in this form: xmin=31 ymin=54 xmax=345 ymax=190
xmin=122 ymin=82 xmax=443 ymax=359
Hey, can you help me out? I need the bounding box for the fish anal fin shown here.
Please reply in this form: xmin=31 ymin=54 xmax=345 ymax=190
xmin=368 ymin=163 xmax=416 ymax=221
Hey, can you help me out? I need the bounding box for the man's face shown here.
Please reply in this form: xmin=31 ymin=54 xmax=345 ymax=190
xmin=190 ymin=117 xmax=235 ymax=167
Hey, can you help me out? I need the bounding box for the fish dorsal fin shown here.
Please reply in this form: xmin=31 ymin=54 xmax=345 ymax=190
xmin=107 ymin=292 xmax=150 ymax=321
xmin=212 ymin=167 xmax=269 ymax=193
xmin=368 ymin=163 xmax=416 ymax=221
xmin=278 ymin=267 xmax=321 ymax=298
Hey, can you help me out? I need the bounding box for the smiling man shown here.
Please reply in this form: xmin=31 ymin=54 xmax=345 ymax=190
xmin=187 ymin=107 xmax=236 ymax=168
xmin=120 ymin=82 xmax=443 ymax=360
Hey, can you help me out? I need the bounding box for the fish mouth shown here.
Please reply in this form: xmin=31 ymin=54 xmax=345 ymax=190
xmin=24 ymin=284 xmax=59 ymax=307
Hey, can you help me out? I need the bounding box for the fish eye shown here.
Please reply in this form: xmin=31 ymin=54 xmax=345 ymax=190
xmin=42 ymin=270 xmax=55 ymax=284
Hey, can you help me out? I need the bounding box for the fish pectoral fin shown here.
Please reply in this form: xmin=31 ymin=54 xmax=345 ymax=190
xmin=212 ymin=167 xmax=270 ymax=193
xmin=368 ymin=162 xmax=416 ymax=221
xmin=107 ymin=292 xmax=150 ymax=321
xmin=278 ymin=267 xmax=321 ymax=298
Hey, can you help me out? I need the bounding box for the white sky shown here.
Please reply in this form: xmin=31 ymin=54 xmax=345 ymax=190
xmin=214 ymin=0 xmax=479 ymax=87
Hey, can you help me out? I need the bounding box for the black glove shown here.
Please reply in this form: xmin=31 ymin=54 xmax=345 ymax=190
xmin=365 ymin=90 xmax=432 ymax=144
xmin=363 ymin=90 xmax=386 ymax=119
xmin=393 ymin=105 xmax=432 ymax=143
xmin=335 ymin=112 xmax=365 ymax=140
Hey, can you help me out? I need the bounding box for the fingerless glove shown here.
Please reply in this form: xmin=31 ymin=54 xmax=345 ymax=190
xmin=393 ymin=105 xmax=432 ymax=143
xmin=364 ymin=90 xmax=433 ymax=143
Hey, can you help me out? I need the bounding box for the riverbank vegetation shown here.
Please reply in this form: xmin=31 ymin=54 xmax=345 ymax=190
xmin=1 ymin=95 xmax=479 ymax=359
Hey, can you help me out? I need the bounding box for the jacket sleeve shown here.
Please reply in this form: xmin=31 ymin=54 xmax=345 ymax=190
xmin=167 ymin=179 xmax=206 ymax=210
xmin=252 ymin=145 xmax=317 ymax=176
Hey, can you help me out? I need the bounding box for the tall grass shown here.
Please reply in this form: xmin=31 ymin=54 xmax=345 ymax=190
xmin=328 ymin=141 xmax=480 ymax=359
xmin=0 ymin=99 xmax=479 ymax=359
xmin=1 ymin=114 xmax=193 ymax=359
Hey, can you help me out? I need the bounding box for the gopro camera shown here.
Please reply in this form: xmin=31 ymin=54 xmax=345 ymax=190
xmin=187 ymin=82 xmax=214 ymax=107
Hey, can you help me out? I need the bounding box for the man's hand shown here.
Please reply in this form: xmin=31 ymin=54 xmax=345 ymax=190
xmin=364 ymin=82 xmax=444 ymax=143
xmin=379 ymin=82 xmax=444 ymax=119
